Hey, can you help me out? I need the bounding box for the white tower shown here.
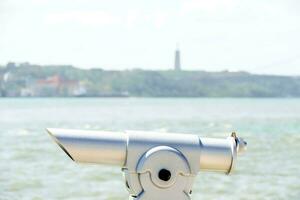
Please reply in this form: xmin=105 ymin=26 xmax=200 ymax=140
xmin=174 ymin=45 xmax=181 ymax=71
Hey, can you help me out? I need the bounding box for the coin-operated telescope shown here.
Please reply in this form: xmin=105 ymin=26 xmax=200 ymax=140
xmin=47 ymin=129 xmax=246 ymax=200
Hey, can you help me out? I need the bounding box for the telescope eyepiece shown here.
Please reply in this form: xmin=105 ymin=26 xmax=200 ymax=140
xmin=231 ymin=132 xmax=247 ymax=154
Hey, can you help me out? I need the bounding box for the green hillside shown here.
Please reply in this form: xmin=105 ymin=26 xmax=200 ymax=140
xmin=1 ymin=63 xmax=300 ymax=97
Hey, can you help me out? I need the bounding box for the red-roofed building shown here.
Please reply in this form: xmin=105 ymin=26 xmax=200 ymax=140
xmin=31 ymin=75 xmax=86 ymax=96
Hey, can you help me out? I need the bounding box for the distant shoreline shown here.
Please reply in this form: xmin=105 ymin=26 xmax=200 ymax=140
xmin=2 ymin=63 xmax=300 ymax=98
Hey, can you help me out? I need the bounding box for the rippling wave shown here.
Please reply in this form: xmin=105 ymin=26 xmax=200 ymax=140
xmin=1 ymin=98 xmax=299 ymax=199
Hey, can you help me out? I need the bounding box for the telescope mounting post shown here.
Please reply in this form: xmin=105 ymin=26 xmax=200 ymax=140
xmin=122 ymin=131 xmax=213 ymax=200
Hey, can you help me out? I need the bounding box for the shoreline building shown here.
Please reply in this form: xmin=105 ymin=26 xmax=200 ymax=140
xmin=174 ymin=46 xmax=181 ymax=71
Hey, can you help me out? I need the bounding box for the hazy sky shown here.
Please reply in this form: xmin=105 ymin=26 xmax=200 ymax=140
xmin=1 ymin=0 xmax=300 ymax=75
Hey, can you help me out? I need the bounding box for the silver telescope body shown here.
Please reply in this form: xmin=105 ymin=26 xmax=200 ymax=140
xmin=47 ymin=129 xmax=246 ymax=200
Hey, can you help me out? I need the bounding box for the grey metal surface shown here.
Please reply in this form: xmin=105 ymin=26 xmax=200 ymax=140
xmin=47 ymin=128 xmax=127 ymax=165
xmin=47 ymin=129 xmax=246 ymax=200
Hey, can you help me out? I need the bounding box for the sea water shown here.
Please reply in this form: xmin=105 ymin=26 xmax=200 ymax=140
xmin=0 ymin=98 xmax=299 ymax=200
